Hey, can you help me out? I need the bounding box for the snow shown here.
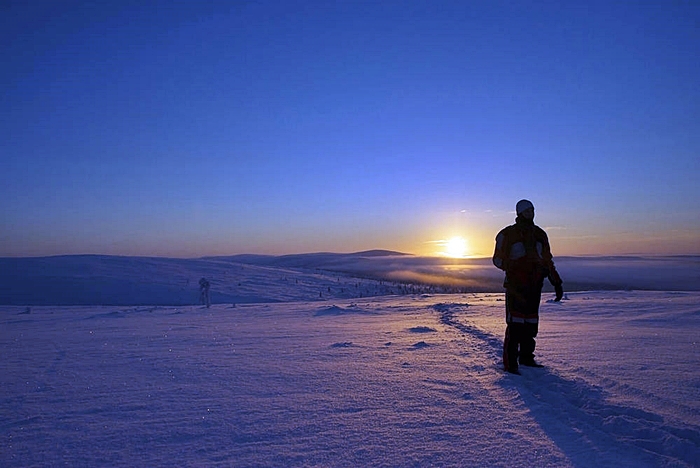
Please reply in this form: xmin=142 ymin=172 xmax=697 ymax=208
xmin=2 ymin=254 xmax=699 ymax=306
xmin=1 ymin=255 xmax=699 ymax=466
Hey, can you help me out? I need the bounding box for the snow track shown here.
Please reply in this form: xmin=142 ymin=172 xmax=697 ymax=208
xmin=435 ymin=298 xmax=700 ymax=467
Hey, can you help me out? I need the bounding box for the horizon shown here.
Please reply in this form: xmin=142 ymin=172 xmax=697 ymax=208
xmin=3 ymin=249 xmax=700 ymax=262
xmin=3 ymin=251 xmax=699 ymax=306
xmin=2 ymin=2 xmax=699 ymax=259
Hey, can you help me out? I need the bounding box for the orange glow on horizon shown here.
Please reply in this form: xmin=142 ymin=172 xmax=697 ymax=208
xmin=435 ymin=236 xmax=471 ymax=258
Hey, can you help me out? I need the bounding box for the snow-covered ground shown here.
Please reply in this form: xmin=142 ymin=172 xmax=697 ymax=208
xmin=2 ymin=289 xmax=699 ymax=467
xmin=2 ymin=253 xmax=699 ymax=305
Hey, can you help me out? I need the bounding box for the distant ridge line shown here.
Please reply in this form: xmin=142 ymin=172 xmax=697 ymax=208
xmin=350 ymin=249 xmax=410 ymax=257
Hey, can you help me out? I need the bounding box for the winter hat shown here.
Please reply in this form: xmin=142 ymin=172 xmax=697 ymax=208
xmin=516 ymin=199 xmax=534 ymax=215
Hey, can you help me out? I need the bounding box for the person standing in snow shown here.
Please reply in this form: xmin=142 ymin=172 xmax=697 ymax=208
xmin=199 ymin=277 xmax=211 ymax=308
xmin=493 ymin=199 xmax=563 ymax=374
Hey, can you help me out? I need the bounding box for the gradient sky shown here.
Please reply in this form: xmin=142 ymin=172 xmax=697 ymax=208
xmin=2 ymin=1 xmax=699 ymax=258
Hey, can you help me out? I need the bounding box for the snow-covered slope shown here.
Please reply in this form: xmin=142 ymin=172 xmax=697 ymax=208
xmin=0 ymin=254 xmax=407 ymax=305
xmin=2 ymin=291 xmax=698 ymax=467
xmin=1 ymin=254 xmax=698 ymax=305
xmin=2 ymin=253 xmax=698 ymax=466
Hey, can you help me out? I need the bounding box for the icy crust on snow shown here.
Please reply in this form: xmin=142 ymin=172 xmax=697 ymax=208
xmin=2 ymin=292 xmax=699 ymax=467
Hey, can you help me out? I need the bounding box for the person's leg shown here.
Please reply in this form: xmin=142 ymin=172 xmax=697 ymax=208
xmin=504 ymin=323 xmax=523 ymax=372
xmin=519 ymin=284 xmax=542 ymax=365
xmin=519 ymin=322 xmax=538 ymax=364
xmin=504 ymin=289 xmax=526 ymax=372
xmin=503 ymin=325 xmax=512 ymax=371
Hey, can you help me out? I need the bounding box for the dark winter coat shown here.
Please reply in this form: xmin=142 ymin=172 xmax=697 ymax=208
xmin=493 ymin=216 xmax=562 ymax=323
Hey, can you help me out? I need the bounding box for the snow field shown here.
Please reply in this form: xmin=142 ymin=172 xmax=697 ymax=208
xmin=2 ymin=291 xmax=699 ymax=467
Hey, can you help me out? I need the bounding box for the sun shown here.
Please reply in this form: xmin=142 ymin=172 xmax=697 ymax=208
xmin=444 ymin=236 xmax=469 ymax=258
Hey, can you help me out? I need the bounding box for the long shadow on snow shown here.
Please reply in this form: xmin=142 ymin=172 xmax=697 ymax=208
xmin=437 ymin=304 xmax=700 ymax=467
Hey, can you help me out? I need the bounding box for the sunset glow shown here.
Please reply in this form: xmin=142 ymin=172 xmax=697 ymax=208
xmin=443 ymin=237 xmax=469 ymax=258
xmin=1 ymin=2 xmax=697 ymax=258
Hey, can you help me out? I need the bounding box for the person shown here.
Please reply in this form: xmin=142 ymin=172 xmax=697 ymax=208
xmin=493 ymin=199 xmax=563 ymax=374
xmin=199 ymin=277 xmax=211 ymax=308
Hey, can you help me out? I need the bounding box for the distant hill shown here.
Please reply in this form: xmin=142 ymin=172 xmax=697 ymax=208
xmin=205 ymin=250 xmax=408 ymax=267
xmin=1 ymin=253 xmax=698 ymax=305
xmin=0 ymin=252 xmax=425 ymax=306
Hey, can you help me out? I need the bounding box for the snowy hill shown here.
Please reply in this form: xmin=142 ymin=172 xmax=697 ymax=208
xmin=1 ymin=253 xmax=698 ymax=305
xmin=2 ymin=253 xmax=699 ymax=466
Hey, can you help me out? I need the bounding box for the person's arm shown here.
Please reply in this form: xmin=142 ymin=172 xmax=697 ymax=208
xmin=549 ymin=265 xmax=563 ymax=301
xmin=540 ymin=230 xmax=563 ymax=300
xmin=492 ymin=229 xmax=508 ymax=271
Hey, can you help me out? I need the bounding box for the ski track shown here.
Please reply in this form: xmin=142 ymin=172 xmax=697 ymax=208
xmin=435 ymin=301 xmax=700 ymax=467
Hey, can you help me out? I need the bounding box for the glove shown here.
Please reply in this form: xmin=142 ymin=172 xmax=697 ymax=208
xmin=554 ymin=283 xmax=563 ymax=302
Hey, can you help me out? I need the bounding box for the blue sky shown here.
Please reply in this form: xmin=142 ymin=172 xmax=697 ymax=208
xmin=2 ymin=1 xmax=699 ymax=257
